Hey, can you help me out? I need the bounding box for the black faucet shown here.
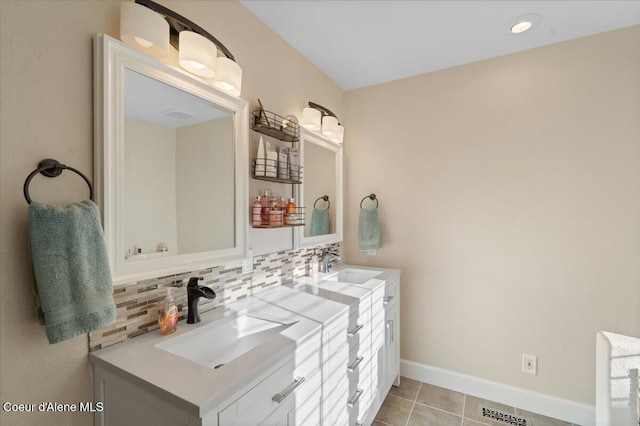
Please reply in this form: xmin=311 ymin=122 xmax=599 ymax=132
xmin=187 ymin=277 xmax=216 ymax=324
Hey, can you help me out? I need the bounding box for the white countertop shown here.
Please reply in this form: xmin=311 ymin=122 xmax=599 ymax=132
xmin=254 ymin=285 xmax=349 ymax=329
xmin=89 ymin=296 xmax=321 ymax=418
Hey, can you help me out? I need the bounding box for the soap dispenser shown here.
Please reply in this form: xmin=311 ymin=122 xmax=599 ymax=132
xmin=159 ymin=288 xmax=178 ymax=335
xmin=310 ymin=249 xmax=319 ymax=280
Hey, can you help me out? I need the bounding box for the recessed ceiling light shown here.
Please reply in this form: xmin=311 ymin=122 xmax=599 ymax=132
xmin=507 ymin=14 xmax=542 ymax=34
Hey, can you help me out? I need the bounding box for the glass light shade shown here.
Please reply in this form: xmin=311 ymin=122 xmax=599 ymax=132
xmin=120 ymin=2 xmax=169 ymax=58
xmin=302 ymin=108 xmax=321 ymax=131
xmin=333 ymin=125 xmax=344 ymax=143
xmin=322 ymin=116 xmax=339 ymax=138
xmin=214 ymin=57 xmax=243 ymax=96
xmin=179 ymin=31 xmax=217 ymax=78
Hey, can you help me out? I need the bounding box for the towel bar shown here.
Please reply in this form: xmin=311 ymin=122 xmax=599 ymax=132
xmin=24 ymin=159 xmax=94 ymax=204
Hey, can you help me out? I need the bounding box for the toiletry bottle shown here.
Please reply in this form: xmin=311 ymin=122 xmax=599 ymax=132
xmin=310 ymin=249 xmax=319 ymax=279
xmin=269 ymin=199 xmax=282 ymax=227
xmin=285 ymin=198 xmax=297 ymax=225
xmin=260 ymin=189 xmax=271 ymax=225
xmin=159 ymin=288 xmax=178 ymax=335
xmin=252 ymin=196 xmax=262 ymax=226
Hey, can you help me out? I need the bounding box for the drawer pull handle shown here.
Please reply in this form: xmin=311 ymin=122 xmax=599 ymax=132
xmin=383 ymin=296 xmax=394 ymax=306
xmin=356 ymin=423 xmax=363 ymax=426
xmin=347 ymin=356 xmax=364 ymax=373
xmin=347 ymin=388 xmax=364 ymax=408
xmin=272 ymin=376 xmax=305 ymax=403
xmin=347 ymin=324 xmax=363 ymax=338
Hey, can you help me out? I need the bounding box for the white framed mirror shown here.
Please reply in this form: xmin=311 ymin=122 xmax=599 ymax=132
xmin=94 ymin=34 xmax=248 ymax=285
xmin=295 ymin=128 xmax=343 ymax=247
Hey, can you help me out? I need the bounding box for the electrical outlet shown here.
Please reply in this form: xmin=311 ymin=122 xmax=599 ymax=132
xmin=242 ymin=249 xmax=253 ymax=275
xmin=522 ymin=354 xmax=537 ymax=375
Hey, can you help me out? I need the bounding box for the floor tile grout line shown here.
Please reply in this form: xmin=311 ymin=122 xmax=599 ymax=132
xmin=404 ymin=382 xmax=421 ymax=426
xmin=461 ymin=393 xmax=466 ymax=426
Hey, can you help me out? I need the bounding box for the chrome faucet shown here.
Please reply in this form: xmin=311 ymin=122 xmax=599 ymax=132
xmin=187 ymin=277 xmax=216 ymax=324
xmin=319 ymin=248 xmax=340 ymax=273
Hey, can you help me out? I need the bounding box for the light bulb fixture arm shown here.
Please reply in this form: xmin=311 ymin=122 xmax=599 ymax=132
xmin=135 ymin=0 xmax=236 ymax=62
xmin=308 ymin=101 xmax=340 ymax=124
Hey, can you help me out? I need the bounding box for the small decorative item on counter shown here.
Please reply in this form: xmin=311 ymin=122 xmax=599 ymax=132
xmin=285 ymin=198 xmax=297 ymax=225
xmin=158 ymin=243 xmax=168 ymax=252
xmin=310 ymin=251 xmax=319 ymax=279
xmin=158 ymin=288 xmax=178 ymax=335
xmin=252 ymin=196 xmax=262 ymax=226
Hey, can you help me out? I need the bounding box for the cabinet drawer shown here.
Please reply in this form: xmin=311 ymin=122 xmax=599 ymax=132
xmin=294 ymin=336 xmax=321 ymax=379
xmin=349 ymin=326 xmax=371 ymax=362
xmin=219 ymin=357 xmax=309 ymax=425
xmin=347 ymin=357 xmax=371 ymax=400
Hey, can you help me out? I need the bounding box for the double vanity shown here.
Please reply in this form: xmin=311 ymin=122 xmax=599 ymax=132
xmin=90 ymin=266 xmax=400 ymax=426
xmin=92 ymin=33 xmax=400 ymax=426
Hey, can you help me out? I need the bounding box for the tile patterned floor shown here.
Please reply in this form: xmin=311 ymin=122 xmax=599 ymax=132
xmin=373 ymin=377 xmax=579 ymax=426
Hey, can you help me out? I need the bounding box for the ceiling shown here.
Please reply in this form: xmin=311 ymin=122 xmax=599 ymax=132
xmin=241 ymin=1 xmax=640 ymax=91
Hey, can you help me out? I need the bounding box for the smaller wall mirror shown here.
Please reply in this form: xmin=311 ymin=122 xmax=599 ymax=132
xmin=296 ymin=128 xmax=343 ymax=247
xmin=95 ymin=34 xmax=248 ymax=285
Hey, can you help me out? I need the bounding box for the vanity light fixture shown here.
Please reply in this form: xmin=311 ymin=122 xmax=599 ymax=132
xmin=179 ymin=31 xmax=217 ymax=78
xmin=214 ymin=57 xmax=243 ymax=96
xmin=120 ymin=0 xmax=243 ymax=95
xmin=507 ymin=13 xmax=542 ymax=34
xmin=303 ymin=102 xmax=344 ymax=143
xmin=120 ymin=2 xmax=169 ymax=57
xmin=302 ymin=107 xmax=322 ymax=131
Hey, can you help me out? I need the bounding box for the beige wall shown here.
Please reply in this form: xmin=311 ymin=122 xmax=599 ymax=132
xmin=343 ymin=25 xmax=640 ymax=405
xmin=125 ymin=119 xmax=178 ymax=255
xmin=0 ymin=1 xmax=343 ymax=425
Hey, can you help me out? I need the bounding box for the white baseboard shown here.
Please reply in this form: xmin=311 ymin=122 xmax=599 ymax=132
xmin=400 ymin=359 xmax=595 ymax=426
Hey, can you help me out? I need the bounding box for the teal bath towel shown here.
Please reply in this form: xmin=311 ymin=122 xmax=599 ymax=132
xmin=359 ymin=207 xmax=380 ymax=252
xmin=310 ymin=208 xmax=330 ymax=236
xmin=28 ymin=200 xmax=116 ymax=344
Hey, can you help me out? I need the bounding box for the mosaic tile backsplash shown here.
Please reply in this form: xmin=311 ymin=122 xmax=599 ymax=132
xmin=89 ymin=243 xmax=340 ymax=351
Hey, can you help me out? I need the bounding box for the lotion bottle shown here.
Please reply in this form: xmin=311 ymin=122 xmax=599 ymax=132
xmin=252 ymin=196 xmax=262 ymax=226
xmin=158 ymin=288 xmax=178 ymax=335
xmin=310 ymin=251 xmax=319 ymax=279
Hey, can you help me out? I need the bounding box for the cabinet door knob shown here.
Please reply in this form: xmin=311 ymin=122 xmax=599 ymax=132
xmin=272 ymin=376 xmax=305 ymax=403
xmin=383 ymin=296 xmax=394 ymax=306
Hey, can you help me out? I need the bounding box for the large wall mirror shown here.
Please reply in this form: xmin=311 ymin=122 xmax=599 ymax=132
xmin=296 ymin=128 xmax=343 ymax=247
xmin=95 ymin=35 xmax=248 ymax=285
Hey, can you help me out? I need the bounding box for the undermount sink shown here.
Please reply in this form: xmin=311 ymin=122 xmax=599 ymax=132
xmin=325 ymin=268 xmax=382 ymax=284
xmin=155 ymin=314 xmax=296 ymax=369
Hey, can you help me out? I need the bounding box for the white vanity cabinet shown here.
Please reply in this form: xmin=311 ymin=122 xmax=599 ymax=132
xmin=309 ymin=280 xmax=373 ymax=426
xmin=90 ymin=298 xmax=322 ymax=426
xmin=384 ymin=276 xmax=401 ymax=391
xmin=254 ymin=285 xmax=350 ymax=426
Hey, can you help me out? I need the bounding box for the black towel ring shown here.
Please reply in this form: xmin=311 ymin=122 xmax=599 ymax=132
xmin=360 ymin=193 xmax=378 ymax=209
xmin=23 ymin=159 xmax=94 ymax=204
xmin=314 ymin=195 xmax=330 ymax=210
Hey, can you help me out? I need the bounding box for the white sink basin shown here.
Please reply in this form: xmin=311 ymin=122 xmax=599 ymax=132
xmin=155 ymin=315 xmax=295 ymax=369
xmin=325 ymin=268 xmax=382 ymax=284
